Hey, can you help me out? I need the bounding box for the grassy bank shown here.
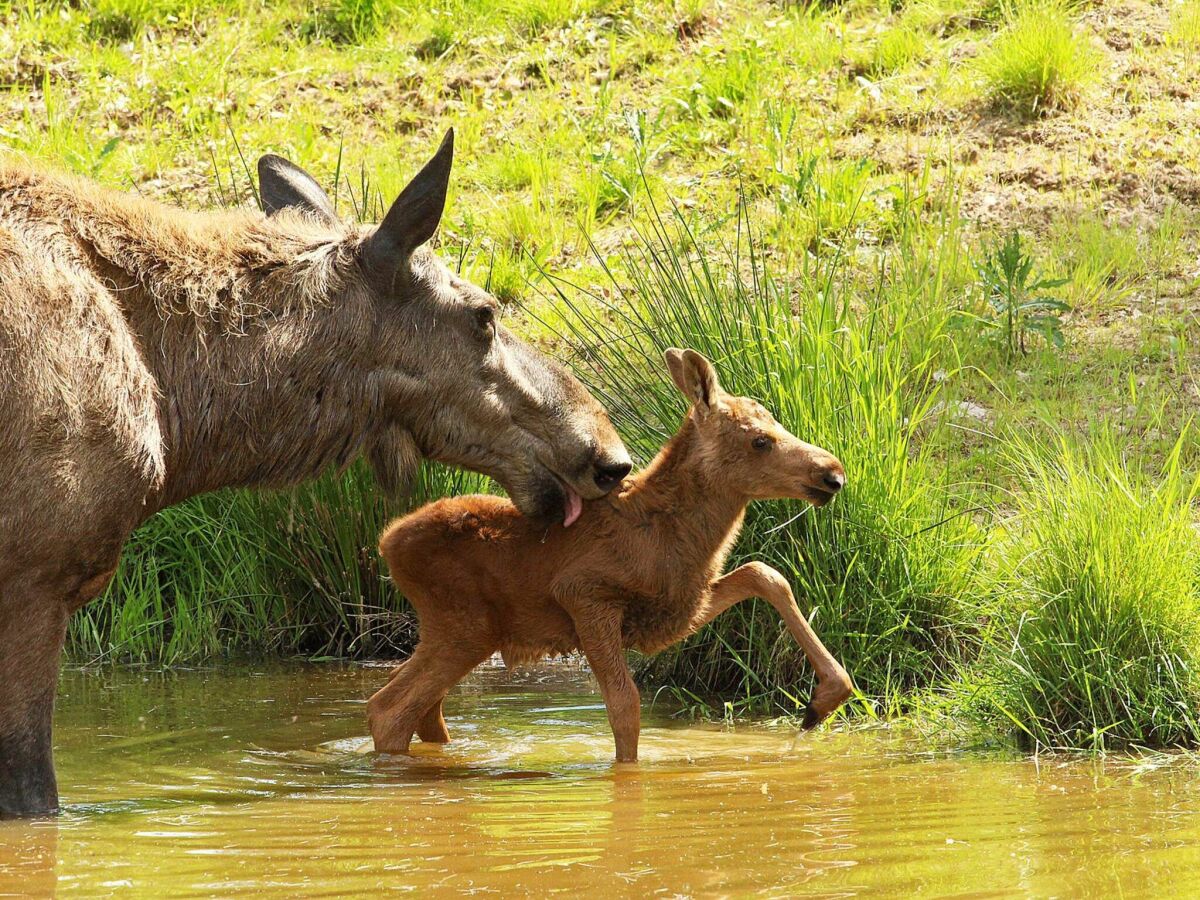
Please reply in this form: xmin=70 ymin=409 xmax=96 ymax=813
xmin=6 ymin=0 xmax=1200 ymax=751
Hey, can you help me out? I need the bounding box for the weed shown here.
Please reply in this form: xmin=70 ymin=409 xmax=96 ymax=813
xmin=299 ymin=0 xmax=385 ymax=44
xmin=1048 ymin=214 xmax=1142 ymax=309
xmin=414 ymin=19 xmax=456 ymax=59
xmin=970 ymin=230 xmax=1070 ymax=358
xmin=1169 ymin=0 xmax=1200 ymax=49
xmin=867 ymin=25 xmax=929 ymax=76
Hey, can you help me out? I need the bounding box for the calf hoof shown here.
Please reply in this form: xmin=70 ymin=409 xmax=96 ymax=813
xmin=801 ymin=704 xmax=822 ymax=730
xmin=802 ymin=673 xmax=853 ymax=730
xmin=369 ymin=719 xmax=414 ymax=755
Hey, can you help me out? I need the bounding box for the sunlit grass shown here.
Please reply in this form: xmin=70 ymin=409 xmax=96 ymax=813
xmin=978 ymin=0 xmax=1101 ymax=114
xmin=539 ymin=190 xmax=985 ymax=718
xmin=962 ymin=427 xmax=1200 ymax=751
xmin=866 ymin=25 xmax=929 ymax=77
xmin=1170 ymin=0 xmax=1200 ymax=49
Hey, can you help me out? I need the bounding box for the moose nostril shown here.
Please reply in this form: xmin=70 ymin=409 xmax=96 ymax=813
xmin=823 ymin=471 xmax=845 ymax=492
xmin=594 ymin=461 xmax=632 ymax=490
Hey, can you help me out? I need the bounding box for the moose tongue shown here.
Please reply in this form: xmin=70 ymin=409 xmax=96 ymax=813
xmin=563 ymin=486 xmax=583 ymax=528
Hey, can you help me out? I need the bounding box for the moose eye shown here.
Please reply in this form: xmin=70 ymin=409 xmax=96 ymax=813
xmin=752 ymin=435 xmax=773 ymax=452
xmin=475 ymin=306 xmax=496 ymax=336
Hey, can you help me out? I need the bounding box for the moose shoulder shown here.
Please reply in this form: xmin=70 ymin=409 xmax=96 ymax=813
xmin=0 ymin=131 xmax=630 ymax=818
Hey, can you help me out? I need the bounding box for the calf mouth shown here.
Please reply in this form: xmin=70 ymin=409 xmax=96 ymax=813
xmin=799 ymin=484 xmax=838 ymax=507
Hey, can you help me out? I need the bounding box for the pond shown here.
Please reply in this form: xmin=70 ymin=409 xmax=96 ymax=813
xmin=1 ymin=662 xmax=1198 ymax=896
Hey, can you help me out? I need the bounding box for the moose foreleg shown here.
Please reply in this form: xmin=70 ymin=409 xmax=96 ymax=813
xmin=694 ymin=562 xmax=852 ymax=729
xmin=0 ymin=593 xmax=69 ymax=819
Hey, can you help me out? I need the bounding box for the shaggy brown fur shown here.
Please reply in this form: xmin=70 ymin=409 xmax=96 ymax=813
xmin=372 ymin=349 xmax=853 ymax=761
xmin=0 ymin=131 xmax=630 ymax=817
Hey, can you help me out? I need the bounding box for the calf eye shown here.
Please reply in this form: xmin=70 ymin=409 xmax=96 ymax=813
xmin=752 ymin=435 xmax=773 ymax=452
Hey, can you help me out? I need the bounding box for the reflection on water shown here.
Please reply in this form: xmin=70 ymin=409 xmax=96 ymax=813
xmin=3 ymin=662 xmax=1200 ymax=896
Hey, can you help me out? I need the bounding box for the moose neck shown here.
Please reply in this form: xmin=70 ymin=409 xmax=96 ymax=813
xmin=625 ymin=415 xmax=750 ymax=570
xmin=77 ymin=202 xmax=383 ymax=507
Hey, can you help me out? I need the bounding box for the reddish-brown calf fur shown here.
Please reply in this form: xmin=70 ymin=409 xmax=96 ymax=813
xmin=371 ymin=349 xmax=853 ymax=761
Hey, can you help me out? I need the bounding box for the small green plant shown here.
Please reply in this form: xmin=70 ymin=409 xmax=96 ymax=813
xmin=509 ymin=0 xmax=593 ymax=35
xmin=86 ymin=10 xmax=140 ymax=43
xmin=683 ymin=47 xmax=759 ymax=119
xmin=979 ymin=0 xmax=1100 ymax=114
xmin=674 ymin=0 xmax=709 ymax=40
xmin=972 ymin=230 xmax=1070 ymax=357
xmin=867 ymin=25 xmax=928 ymax=76
xmin=414 ymin=19 xmax=456 ymax=60
xmin=299 ymin=0 xmax=384 ymax=45
xmin=1049 ymin=214 xmax=1143 ymax=309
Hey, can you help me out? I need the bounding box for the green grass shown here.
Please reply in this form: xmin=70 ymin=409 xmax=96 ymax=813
xmin=71 ymin=464 xmax=490 ymax=664
xmin=1049 ymin=213 xmax=1144 ymax=309
xmin=978 ymin=0 xmax=1100 ymax=114
xmin=540 ymin=192 xmax=984 ymax=719
xmin=959 ymin=428 xmax=1200 ymax=751
xmin=1170 ymin=0 xmax=1200 ymax=49
xmin=863 ymin=25 xmax=929 ymax=78
xmin=300 ymin=0 xmax=386 ymax=44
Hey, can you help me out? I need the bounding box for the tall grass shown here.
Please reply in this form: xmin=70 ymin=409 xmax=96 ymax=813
xmin=963 ymin=429 xmax=1200 ymax=751
xmin=538 ymin=192 xmax=986 ymax=717
xmin=68 ymin=464 xmax=489 ymax=664
xmin=979 ymin=0 xmax=1100 ymax=115
xmin=1170 ymin=0 xmax=1200 ymax=51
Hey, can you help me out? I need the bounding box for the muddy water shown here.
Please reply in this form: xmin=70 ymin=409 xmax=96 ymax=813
xmin=2 ymin=664 xmax=1200 ymax=897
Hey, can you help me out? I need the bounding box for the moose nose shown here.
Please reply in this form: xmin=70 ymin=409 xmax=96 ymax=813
xmin=594 ymin=460 xmax=632 ymax=491
xmin=823 ymin=470 xmax=846 ymax=492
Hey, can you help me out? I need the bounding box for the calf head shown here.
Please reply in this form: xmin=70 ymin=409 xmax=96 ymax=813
xmin=258 ymin=131 xmax=630 ymax=525
xmin=664 ymin=348 xmax=845 ymax=506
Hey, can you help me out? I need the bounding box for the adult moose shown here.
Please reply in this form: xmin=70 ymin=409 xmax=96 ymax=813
xmin=0 ymin=130 xmax=631 ymax=818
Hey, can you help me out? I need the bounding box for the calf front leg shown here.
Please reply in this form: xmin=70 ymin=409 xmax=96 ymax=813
xmin=575 ymin=612 xmax=640 ymax=762
xmin=693 ymin=562 xmax=853 ymax=728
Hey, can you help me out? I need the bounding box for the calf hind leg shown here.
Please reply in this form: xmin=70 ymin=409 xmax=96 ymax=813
xmin=416 ymin=701 xmax=450 ymax=744
xmin=368 ymin=643 xmax=488 ymax=754
xmin=379 ymin=661 xmax=450 ymax=742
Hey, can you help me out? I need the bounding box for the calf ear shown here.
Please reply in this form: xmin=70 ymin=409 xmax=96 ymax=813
xmin=363 ymin=129 xmax=454 ymax=289
xmin=664 ymin=348 xmax=721 ymax=410
xmin=257 ymin=155 xmax=338 ymax=224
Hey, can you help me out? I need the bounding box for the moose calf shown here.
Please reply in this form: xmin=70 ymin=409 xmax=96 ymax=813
xmin=370 ymin=349 xmax=853 ymax=761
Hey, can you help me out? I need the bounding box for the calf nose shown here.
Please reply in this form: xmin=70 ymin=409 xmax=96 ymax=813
xmin=594 ymin=460 xmax=632 ymax=491
xmin=823 ymin=470 xmax=846 ymax=492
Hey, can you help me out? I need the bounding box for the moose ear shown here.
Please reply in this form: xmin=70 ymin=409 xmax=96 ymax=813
xmin=664 ymin=348 xmax=721 ymax=410
xmin=363 ymin=129 xmax=454 ymax=288
xmin=257 ymin=154 xmax=338 ymax=225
